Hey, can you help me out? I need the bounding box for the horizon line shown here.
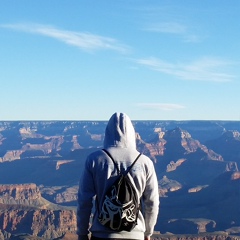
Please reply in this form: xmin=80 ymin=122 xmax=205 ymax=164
xmin=0 ymin=119 xmax=239 ymax=122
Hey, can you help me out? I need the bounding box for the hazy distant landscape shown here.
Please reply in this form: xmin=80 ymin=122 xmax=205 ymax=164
xmin=0 ymin=120 xmax=240 ymax=239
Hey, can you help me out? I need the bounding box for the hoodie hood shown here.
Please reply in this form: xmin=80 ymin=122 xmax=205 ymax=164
xmin=103 ymin=112 xmax=136 ymax=149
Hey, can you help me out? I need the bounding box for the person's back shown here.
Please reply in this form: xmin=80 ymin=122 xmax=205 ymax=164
xmin=77 ymin=112 xmax=159 ymax=240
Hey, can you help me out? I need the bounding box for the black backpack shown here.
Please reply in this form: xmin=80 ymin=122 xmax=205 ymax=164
xmin=98 ymin=149 xmax=142 ymax=232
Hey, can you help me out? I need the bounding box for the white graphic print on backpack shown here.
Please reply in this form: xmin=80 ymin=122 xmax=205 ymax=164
xmin=98 ymin=149 xmax=141 ymax=232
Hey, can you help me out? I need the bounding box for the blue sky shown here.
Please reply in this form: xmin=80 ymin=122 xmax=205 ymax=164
xmin=1 ymin=1 xmax=240 ymax=121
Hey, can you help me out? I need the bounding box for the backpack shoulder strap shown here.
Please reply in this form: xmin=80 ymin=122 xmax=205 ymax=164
xmin=125 ymin=152 xmax=141 ymax=176
xmin=102 ymin=149 xmax=141 ymax=176
xmin=102 ymin=149 xmax=120 ymax=175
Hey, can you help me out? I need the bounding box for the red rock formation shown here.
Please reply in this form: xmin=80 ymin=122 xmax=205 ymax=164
xmin=22 ymin=136 xmax=64 ymax=155
xmin=136 ymin=131 xmax=166 ymax=162
xmin=0 ymin=183 xmax=40 ymax=204
xmin=0 ymin=150 xmax=23 ymax=162
xmin=55 ymin=160 xmax=75 ymax=170
xmin=0 ymin=208 xmax=77 ymax=239
xmin=55 ymin=187 xmax=78 ymax=204
xmin=0 ymin=184 xmax=77 ymax=239
xmin=231 ymin=171 xmax=240 ymax=180
xmin=71 ymin=135 xmax=82 ymax=150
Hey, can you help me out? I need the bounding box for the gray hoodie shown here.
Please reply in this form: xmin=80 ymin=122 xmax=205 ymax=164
xmin=77 ymin=112 xmax=159 ymax=240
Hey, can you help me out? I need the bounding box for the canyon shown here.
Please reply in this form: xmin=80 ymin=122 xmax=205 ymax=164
xmin=0 ymin=120 xmax=239 ymax=239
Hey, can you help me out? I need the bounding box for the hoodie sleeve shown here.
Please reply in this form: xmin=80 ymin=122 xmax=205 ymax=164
xmin=77 ymin=157 xmax=95 ymax=236
xmin=143 ymin=161 xmax=159 ymax=237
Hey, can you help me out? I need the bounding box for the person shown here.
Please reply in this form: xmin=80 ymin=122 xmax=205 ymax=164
xmin=77 ymin=112 xmax=159 ymax=240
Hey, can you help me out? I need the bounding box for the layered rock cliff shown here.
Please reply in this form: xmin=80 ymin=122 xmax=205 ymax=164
xmin=0 ymin=184 xmax=77 ymax=239
xmin=205 ymin=130 xmax=240 ymax=164
xmin=0 ymin=184 xmax=40 ymax=205
xmin=162 ymin=127 xmax=223 ymax=161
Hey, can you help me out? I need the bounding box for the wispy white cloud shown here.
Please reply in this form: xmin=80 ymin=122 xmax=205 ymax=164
xmin=144 ymin=21 xmax=202 ymax=43
xmin=146 ymin=22 xmax=187 ymax=34
xmin=137 ymin=103 xmax=186 ymax=111
xmin=1 ymin=23 xmax=129 ymax=53
xmin=135 ymin=57 xmax=236 ymax=82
